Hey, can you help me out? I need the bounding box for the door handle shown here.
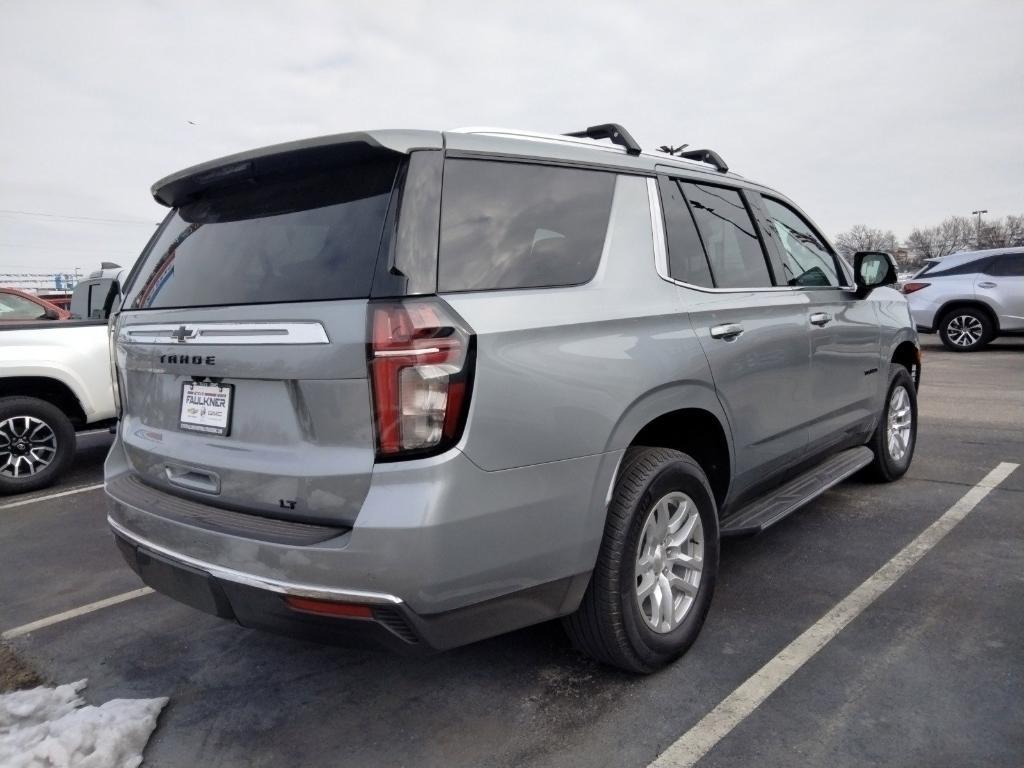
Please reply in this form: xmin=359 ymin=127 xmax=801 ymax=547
xmin=710 ymin=323 xmax=744 ymax=340
xmin=165 ymin=464 xmax=220 ymax=494
xmin=978 ymin=281 xmax=997 ymax=289
xmin=809 ymin=312 xmax=832 ymax=326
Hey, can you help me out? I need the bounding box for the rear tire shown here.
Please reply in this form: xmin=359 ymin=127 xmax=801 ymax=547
xmin=938 ymin=308 xmax=993 ymax=352
xmin=563 ymin=447 xmax=719 ymax=674
xmin=866 ymin=367 xmax=917 ymax=482
xmin=0 ymin=397 xmax=76 ymax=495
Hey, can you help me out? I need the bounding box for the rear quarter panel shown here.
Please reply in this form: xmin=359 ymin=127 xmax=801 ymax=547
xmin=443 ymin=174 xmax=724 ymax=472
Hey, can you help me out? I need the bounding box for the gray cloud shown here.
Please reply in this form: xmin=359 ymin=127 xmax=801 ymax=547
xmin=1 ymin=0 xmax=1021 ymax=274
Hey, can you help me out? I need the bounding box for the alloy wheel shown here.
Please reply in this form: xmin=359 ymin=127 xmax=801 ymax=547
xmin=635 ymin=491 xmax=704 ymax=633
xmin=0 ymin=416 xmax=58 ymax=478
xmin=946 ymin=314 xmax=984 ymax=347
xmin=886 ymin=385 xmax=913 ymax=462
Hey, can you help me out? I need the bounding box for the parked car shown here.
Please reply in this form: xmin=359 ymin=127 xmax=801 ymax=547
xmin=0 ymin=287 xmax=70 ymax=322
xmin=106 ymin=124 xmax=920 ymax=672
xmin=0 ymin=321 xmax=117 ymax=493
xmin=903 ymin=246 xmax=1024 ymax=351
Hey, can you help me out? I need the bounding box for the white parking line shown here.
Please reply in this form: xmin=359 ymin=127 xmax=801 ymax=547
xmin=650 ymin=461 xmax=1019 ymax=768
xmin=2 ymin=588 xmax=155 ymax=640
xmin=0 ymin=483 xmax=104 ymax=511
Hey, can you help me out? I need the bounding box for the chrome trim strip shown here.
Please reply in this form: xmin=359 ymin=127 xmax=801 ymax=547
xmin=119 ymin=322 xmax=330 ymax=345
xmin=646 ymin=177 xmax=670 ymax=280
xmin=374 ymin=347 xmax=441 ymax=358
xmin=108 ymin=516 xmax=403 ymax=606
xmin=647 ymin=177 xmax=810 ymax=296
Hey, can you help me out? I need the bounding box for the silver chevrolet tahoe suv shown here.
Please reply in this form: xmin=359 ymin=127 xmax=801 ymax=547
xmin=106 ymin=124 xmax=921 ymax=673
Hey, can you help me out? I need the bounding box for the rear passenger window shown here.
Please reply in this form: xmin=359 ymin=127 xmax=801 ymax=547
xmin=925 ymin=258 xmax=991 ymax=277
xmin=438 ymin=160 xmax=615 ymax=292
xmin=680 ymin=183 xmax=773 ymax=288
xmin=987 ymin=255 xmax=1024 ymax=276
xmin=763 ymin=198 xmax=841 ymax=288
xmin=659 ymin=177 xmax=714 ymax=287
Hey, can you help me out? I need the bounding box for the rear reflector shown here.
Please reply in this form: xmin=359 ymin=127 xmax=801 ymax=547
xmin=284 ymin=595 xmax=373 ymax=619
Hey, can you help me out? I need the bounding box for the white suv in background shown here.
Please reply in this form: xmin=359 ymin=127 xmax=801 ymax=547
xmin=903 ymin=247 xmax=1024 ymax=351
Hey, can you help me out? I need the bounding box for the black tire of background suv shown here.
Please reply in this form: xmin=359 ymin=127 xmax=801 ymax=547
xmin=0 ymin=396 xmax=76 ymax=495
xmin=563 ymin=447 xmax=719 ymax=674
xmin=866 ymin=367 xmax=918 ymax=482
xmin=938 ymin=307 xmax=994 ymax=352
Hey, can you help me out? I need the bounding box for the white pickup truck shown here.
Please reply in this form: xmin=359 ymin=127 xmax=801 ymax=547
xmin=1 ymin=270 xmax=122 ymax=494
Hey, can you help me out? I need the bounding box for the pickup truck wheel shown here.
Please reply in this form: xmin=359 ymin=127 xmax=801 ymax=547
xmin=0 ymin=397 xmax=76 ymax=495
xmin=563 ymin=447 xmax=719 ymax=674
xmin=938 ymin=308 xmax=993 ymax=351
xmin=866 ymin=367 xmax=917 ymax=482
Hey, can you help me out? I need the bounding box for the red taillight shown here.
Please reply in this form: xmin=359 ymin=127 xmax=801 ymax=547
xmin=901 ymin=282 xmax=930 ymax=294
xmin=368 ymin=299 xmax=474 ymax=459
xmin=285 ymin=595 xmax=374 ymax=618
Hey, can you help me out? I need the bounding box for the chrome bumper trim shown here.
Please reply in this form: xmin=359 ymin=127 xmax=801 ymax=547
xmin=108 ymin=516 xmax=403 ymax=606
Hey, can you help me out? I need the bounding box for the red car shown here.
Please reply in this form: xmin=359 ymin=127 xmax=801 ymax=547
xmin=0 ymin=287 xmax=71 ymax=322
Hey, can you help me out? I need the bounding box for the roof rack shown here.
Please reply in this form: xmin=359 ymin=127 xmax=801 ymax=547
xmin=658 ymin=144 xmax=729 ymax=173
xmin=563 ymin=123 xmax=642 ymax=156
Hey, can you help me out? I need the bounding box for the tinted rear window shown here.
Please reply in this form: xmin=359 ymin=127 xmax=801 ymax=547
xmin=438 ymin=159 xmax=616 ymax=292
xmin=918 ymin=256 xmax=989 ymax=277
xmin=124 ymin=160 xmax=398 ymax=310
xmin=680 ymin=183 xmax=773 ymax=288
xmin=659 ymin=177 xmax=714 ymax=287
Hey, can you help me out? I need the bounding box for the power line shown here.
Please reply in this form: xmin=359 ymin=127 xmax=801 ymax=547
xmin=0 ymin=209 xmax=157 ymax=226
xmin=0 ymin=242 xmax=134 ymax=253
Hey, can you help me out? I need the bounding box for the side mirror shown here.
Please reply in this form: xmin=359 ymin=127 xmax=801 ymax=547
xmin=43 ymin=307 xmax=61 ymax=320
xmin=853 ymin=251 xmax=898 ymax=298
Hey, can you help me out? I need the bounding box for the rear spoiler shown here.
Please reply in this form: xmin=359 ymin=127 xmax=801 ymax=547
xmin=151 ymin=130 xmax=442 ymax=208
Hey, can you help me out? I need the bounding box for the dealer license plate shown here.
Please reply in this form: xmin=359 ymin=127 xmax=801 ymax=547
xmin=179 ymin=381 xmax=234 ymax=436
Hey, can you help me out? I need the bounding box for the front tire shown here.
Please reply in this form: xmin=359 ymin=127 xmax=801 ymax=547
xmin=938 ymin=308 xmax=993 ymax=351
xmin=563 ymin=447 xmax=719 ymax=674
xmin=866 ymin=367 xmax=917 ymax=482
xmin=0 ymin=397 xmax=76 ymax=495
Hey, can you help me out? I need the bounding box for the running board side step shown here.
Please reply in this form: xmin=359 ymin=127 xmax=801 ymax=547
xmin=720 ymin=446 xmax=874 ymax=537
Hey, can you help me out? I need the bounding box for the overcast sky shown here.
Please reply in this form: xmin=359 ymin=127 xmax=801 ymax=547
xmin=1 ymin=0 xmax=1021 ymax=277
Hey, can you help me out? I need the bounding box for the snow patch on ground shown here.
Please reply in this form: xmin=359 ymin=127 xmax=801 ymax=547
xmin=0 ymin=680 xmax=167 ymax=768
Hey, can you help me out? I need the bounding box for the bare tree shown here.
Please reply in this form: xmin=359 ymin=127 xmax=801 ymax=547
xmin=905 ymin=215 xmax=975 ymax=263
xmin=1005 ymin=215 xmax=1024 ymax=247
xmin=833 ymin=224 xmax=899 ymax=258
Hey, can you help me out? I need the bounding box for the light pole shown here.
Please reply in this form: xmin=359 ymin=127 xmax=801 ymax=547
xmin=972 ymin=209 xmax=988 ymax=247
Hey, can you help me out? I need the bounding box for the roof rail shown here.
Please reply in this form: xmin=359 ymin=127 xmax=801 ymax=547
xmin=658 ymin=145 xmax=729 ymax=173
xmin=563 ymin=123 xmax=642 ymax=156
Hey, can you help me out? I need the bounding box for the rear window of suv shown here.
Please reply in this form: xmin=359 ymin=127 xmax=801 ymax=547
xmin=124 ymin=159 xmax=399 ymax=310
xmin=438 ymin=159 xmax=616 ymax=292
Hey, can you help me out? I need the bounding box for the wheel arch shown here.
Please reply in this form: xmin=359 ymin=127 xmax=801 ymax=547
xmin=935 ymin=299 xmax=1000 ymax=334
xmin=889 ymin=336 xmax=922 ymax=389
xmin=605 ymin=384 xmax=733 ymax=511
xmin=0 ymin=377 xmax=88 ymax=427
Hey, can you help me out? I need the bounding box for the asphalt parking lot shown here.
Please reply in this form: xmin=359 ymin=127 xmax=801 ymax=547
xmin=2 ymin=337 xmax=1022 ymax=767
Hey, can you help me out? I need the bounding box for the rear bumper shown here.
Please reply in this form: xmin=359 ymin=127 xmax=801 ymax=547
xmin=909 ymin=305 xmax=937 ymax=332
xmin=112 ymin=519 xmax=589 ymax=652
xmin=105 ymin=436 xmax=615 ymax=650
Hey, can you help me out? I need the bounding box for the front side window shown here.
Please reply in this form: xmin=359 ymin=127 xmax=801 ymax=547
xmin=680 ymin=183 xmax=773 ymax=288
xmin=438 ymin=159 xmax=616 ymax=292
xmin=0 ymin=293 xmax=47 ymax=320
xmin=763 ymin=198 xmax=840 ymax=288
